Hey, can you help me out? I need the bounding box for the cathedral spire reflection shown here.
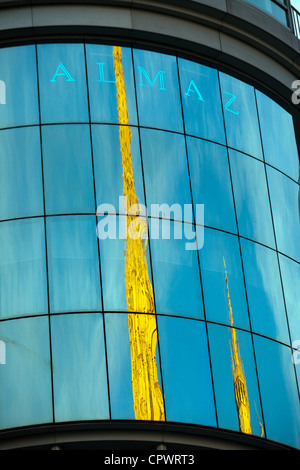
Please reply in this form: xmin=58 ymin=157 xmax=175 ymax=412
xmin=223 ymin=257 xmax=252 ymax=435
xmin=113 ymin=46 xmax=165 ymax=421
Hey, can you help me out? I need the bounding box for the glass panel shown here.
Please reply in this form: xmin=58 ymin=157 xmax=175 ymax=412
xmin=98 ymin=214 xmax=153 ymax=312
xmin=140 ymin=128 xmax=193 ymax=223
xmin=199 ymin=228 xmax=250 ymax=329
xmin=0 ymin=45 xmax=39 ymax=128
xmin=51 ymin=313 xmax=109 ymax=422
xmin=42 ymin=124 xmax=95 ymax=215
xmin=0 ymin=218 xmax=48 ymax=319
xmin=178 ymin=58 xmax=225 ymax=145
xmin=37 ymin=43 xmax=89 ymax=123
xmin=279 ymin=254 xmax=300 ymax=345
xmin=105 ymin=313 xmax=164 ymax=421
xmin=208 ymin=323 xmax=263 ymax=437
xmin=0 ymin=317 xmax=52 ymax=430
xmin=254 ymin=336 xmax=300 ymax=449
xmin=133 ymin=49 xmax=183 ymax=133
xmin=187 ymin=137 xmax=237 ymax=233
xmin=256 ymin=90 xmax=299 ymax=181
xmin=150 ymin=219 xmax=204 ymax=319
xmin=267 ymin=166 xmax=300 ymax=263
xmin=104 ymin=313 xmax=135 ymax=419
xmin=47 ymin=215 xmax=101 ymax=313
xmin=157 ymin=316 xmax=216 ymax=426
xmin=219 ymin=72 xmax=263 ymax=159
xmin=86 ymin=44 xmax=137 ymax=125
xmin=229 ymin=150 xmax=275 ymax=248
xmin=92 ymin=125 xmax=145 ymax=216
xmin=240 ymin=239 xmax=289 ymax=344
xmin=0 ymin=127 xmax=44 ymax=221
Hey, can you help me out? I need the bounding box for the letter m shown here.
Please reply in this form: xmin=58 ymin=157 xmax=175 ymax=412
xmin=138 ymin=67 xmax=166 ymax=90
xmin=0 ymin=80 xmax=6 ymax=104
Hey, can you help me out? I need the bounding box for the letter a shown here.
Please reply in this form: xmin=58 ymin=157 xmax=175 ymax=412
xmin=50 ymin=63 xmax=75 ymax=82
xmin=185 ymin=80 xmax=204 ymax=101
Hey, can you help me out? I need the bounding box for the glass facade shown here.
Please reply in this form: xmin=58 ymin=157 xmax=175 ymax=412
xmin=0 ymin=42 xmax=299 ymax=450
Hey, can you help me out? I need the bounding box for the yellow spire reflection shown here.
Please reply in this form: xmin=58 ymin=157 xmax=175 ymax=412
xmin=113 ymin=46 xmax=165 ymax=421
xmin=223 ymin=257 xmax=252 ymax=435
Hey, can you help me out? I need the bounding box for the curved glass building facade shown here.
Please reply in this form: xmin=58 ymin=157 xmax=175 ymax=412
xmin=0 ymin=38 xmax=299 ymax=450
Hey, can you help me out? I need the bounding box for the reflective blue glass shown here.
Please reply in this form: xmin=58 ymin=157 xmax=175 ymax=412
xmin=0 ymin=316 xmax=52 ymax=429
xmin=199 ymin=228 xmax=249 ymax=329
xmin=51 ymin=313 xmax=109 ymax=422
xmin=150 ymin=220 xmax=204 ymax=319
xmin=178 ymin=58 xmax=225 ymax=144
xmin=254 ymin=336 xmax=300 ymax=449
xmin=219 ymin=72 xmax=263 ymax=159
xmin=207 ymin=323 xmax=263 ymax=436
xmin=279 ymin=254 xmax=300 ymax=344
xmin=256 ymin=90 xmax=299 ymax=181
xmin=229 ymin=150 xmax=275 ymax=248
xmin=267 ymin=166 xmax=300 ymax=263
xmin=0 ymin=127 xmax=44 ymax=221
xmin=157 ymin=316 xmax=216 ymax=426
xmin=140 ymin=129 xmax=192 ymax=223
xmin=105 ymin=313 xmax=163 ymax=420
xmin=0 ymin=45 xmax=39 ymax=128
xmin=98 ymin=214 xmax=151 ymax=312
xmin=47 ymin=215 xmax=101 ymax=313
xmin=133 ymin=49 xmax=183 ymax=132
xmin=37 ymin=43 xmax=89 ymax=123
xmin=86 ymin=44 xmax=137 ymax=125
xmin=42 ymin=124 xmax=95 ymax=215
xmin=240 ymin=239 xmax=289 ymax=344
xmin=92 ymin=125 xmax=145 ymax=216
xmin=0 ymin=218 xmax=48 ymax=319
xmin=186 ymin=137 xmax=237 ymax=233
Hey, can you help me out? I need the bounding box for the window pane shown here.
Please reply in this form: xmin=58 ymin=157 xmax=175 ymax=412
xmin=241 ymin=239 xmax=289 ymax=344
xmin=149 ymin=220 xmax=204 ymax=319
xmin=0 ymin=218 xmax=48 ymax=319
xmin=256 ymin=90 xmax=299 ymax=181
xmin=229 ymin=150 xmax=275 ymax=248
xmin=279 ymin=254 xmax=300 ymax=345
xmin=0 ymin=45 xmax=39 ymax=128
xmin=86 ymin=44 xmax=137 ymax=125
xmin=219 ymin=73 xmax=262 ymax=159
xmin=254 ymin=336 xmax=300 ymax=449
xmin=37 ymin=43 xmax=89 ymax=123
xmin=98 ymin=214 xmax=153 ymax=312
xmin=133 ymin=49 xmax=183 ymax=132
xmin=47 ymin=215 xmax=101 ymax=313
xmin=51 ymin=313 xmax=109 ymax=422
xmin=187 ymin=137 xmax=237 ymax=233
xmin=267 ymin=166 xmax=300 ymax=263
xmin=157 ymin=316 xmax=216 ymax=426
xmin=42 ymin=124 xmax=95 ymax=215
xmin=178 ymin=58 xmax=225 ymax=144
xmin=199 ymin=228 xmax=250 ymax=329
xmin=208 ymin=323 xmax=263 ymax=437
xmin=105 ymin=313 xmax=164 ymax=421
xmin=0 ymin=127 xmax=44 ymax=221
xmin=0 ymin=317 xmax=52 ymax=430
xmin=140 ymin=129 xmax=192 ymax=223
xmin=92 ymin=125 xmax=145 ymax=216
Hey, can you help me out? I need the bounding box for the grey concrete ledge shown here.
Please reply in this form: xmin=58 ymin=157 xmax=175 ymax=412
xmin=0 ymin=421 xmax=293 ymax=450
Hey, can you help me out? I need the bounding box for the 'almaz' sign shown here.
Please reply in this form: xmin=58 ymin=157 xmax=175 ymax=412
xmin=49 ymin=62 xmax=240 ymax=115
